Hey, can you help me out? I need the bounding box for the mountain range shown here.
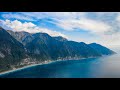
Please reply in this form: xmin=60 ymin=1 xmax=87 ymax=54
xmin=0 ymin=27 xmax=116 ymax=73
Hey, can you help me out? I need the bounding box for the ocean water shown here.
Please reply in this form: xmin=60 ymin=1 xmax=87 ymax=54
xmin=0 ymin=54 xmax=120 ymax=78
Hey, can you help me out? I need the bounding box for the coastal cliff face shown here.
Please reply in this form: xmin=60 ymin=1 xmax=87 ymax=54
xmin=0 ymin=27 xmax=115 ymax=72
xmin=0 ymin=27 xmax=26 ymax=72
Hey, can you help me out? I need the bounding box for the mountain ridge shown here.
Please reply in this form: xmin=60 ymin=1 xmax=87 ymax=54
xmin=0 ymin=27 xmax=116 ymax=73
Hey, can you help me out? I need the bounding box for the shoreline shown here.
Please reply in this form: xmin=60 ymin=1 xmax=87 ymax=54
xmin=0 ymin=57 xmax=100 ymax=76
xmin=0 ymin=60 xmax=58 ymax=76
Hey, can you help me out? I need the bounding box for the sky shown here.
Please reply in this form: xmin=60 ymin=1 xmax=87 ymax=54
xmin=0 ymin=12 xmax=120 ymax=51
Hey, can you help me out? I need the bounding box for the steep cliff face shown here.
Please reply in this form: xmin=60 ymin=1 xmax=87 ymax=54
xmin=7 ymin=30 xmax=103 ymax=61
xmin=7 ymin=30 xmax=33 ymax=45
xmin=7 ymin=30 xmax=115 ymax=61
xmin=0 ymin=27 xmax=115 ymax=72
xmin=0 ymin=27 xmax=26 ymax=72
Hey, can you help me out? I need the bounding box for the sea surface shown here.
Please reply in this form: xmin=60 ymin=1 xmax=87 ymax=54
xmin=0 ymin=54 xmax=120 ymax=78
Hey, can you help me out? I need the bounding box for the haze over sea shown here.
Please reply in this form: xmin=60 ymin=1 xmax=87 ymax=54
xmin=0 ymin=53 xmax=120 ymax=78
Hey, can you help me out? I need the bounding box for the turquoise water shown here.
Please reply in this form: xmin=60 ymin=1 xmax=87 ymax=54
xmin=0 ymin=54 xmax=120 ymax=78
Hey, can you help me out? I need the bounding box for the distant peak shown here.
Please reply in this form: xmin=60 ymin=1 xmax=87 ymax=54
xmin=54 ymin=36 xmax=68 ymax=41
xmin=89 ymin=43 xmax=98 ymax=45
xmin=54 ymin=36 xmax=67 ymax=39
xmin=32 ymin=32 xmax=52 ymax=38
xmin=35 ymin=32 xmax=50 ymax=35
xmin=79 ymin=42 xmax=86 ymax=44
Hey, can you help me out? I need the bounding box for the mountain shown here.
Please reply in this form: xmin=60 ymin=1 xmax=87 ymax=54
xmin=27 ymin=33 xmax=102 ymax=60
xmin=7 ymin=30 xmax=102 ymax=60
xmin=7 ymin=30 xmax=33 ymax=45
xmin=0 ymin=27 xmax=115 ymax=73
xmin=0 ymin=27 xmax=26 ymax=72
xmin=62 ymin=41 xmax=102 ymax=58
xmin=54 ymin=36 xmax=68 ymax=42
xmin=88 ymin=43 xmax=116 ymax=55
xmin=7 ymin=30 xmax=115 ymax=59
xmin=25 ymin=33 xmax=58 ymax=61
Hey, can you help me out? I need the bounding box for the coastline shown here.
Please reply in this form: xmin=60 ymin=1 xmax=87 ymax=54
xmin=0 ymin=57 xmax=99 ymax=76
xmin=0 ymin=60 xmax=57 ymax=76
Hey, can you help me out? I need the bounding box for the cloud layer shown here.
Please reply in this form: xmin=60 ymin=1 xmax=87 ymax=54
xmin=56 ymin=18 xmax=111 ymax=33
xmin=1 ymin=12 xmax=120 ymax=50
xmin=0 ymin=19 xmax=68 ymax=38
xmin=2 ymin=13 xmax=35 ymax=21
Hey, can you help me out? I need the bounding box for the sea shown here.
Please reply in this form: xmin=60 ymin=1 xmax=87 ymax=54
xmin=0 ymin=54 xmax=120 ymax=78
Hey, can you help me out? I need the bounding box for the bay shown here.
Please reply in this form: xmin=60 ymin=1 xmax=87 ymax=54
xmin=0 ymin=54 xmax=120 ymax=78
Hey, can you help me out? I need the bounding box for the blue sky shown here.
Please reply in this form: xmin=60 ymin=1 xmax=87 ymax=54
xmin=0 ymin=12 xmax=120 ymax=50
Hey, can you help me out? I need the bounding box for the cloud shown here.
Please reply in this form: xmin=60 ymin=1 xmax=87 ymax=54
xmin=115 ymin=13 xmax=120 ymax=23
xmin=0 ymin=19 xmax=68 ymax=38
xmin=20 ymin=12 xmax=111 ymax=34
xmin=2 ymin=13 xmax=35 ymax=21
xmin=20 ymin=12 xmax=86 ymax=20
xmin=46 ymin=12 xmax=120 ymax=48
xmin=56 ymin=18 xmax=112 ymax=33
xmin=1 ymin=12 xmax=120 ymax=48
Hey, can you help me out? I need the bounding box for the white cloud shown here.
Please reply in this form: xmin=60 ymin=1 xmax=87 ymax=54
xmin=21 ymin=12 xmax=86 ymax=20
xmin=21 ymin=12 xmax=111 ymax=34
xmin=116 ymin=14 xmax=120 ymax=23
xmin=1 ymin=12 xmax=120 ymax=48
xmin=0 ymin=19 xmax=68 ymax=38
xmin=56 ymin=18 xmax=112 ymax=33
xmin=2 ymin=13 xmax=35 ymax=21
